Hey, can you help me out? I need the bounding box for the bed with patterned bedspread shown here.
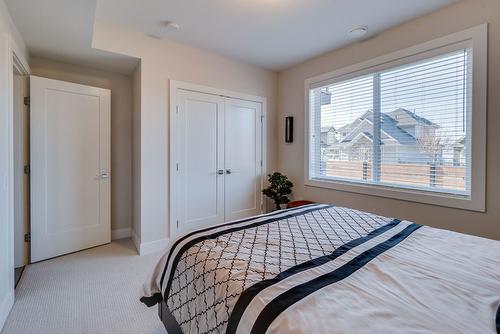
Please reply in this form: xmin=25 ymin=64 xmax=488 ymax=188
xmin=141 ymin=204 xmax=500 ymax=334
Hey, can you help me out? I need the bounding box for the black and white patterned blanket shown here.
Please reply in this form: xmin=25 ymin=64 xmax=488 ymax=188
xmin=141 ymin=204 xmax=500 ymax=334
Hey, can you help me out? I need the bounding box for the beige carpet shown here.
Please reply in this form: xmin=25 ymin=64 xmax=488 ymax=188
xmin=1 ymin=239 xmax=167 ymax=334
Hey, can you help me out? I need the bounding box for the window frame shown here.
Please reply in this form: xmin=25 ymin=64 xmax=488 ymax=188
xmin=304 ymin=24 xmax=487 ymax=212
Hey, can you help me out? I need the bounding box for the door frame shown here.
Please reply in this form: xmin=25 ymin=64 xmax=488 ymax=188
xmin=2 ymin=33 xmax=30 ymax=323
xmin=169 ymin=80 xmax=267 ymax=239
xmin=13 ymin=66 xmax=29 ymax=269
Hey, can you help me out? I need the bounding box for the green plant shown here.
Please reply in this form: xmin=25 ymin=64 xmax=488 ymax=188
xmin=262 ymin=172 xmax=293 ymax=210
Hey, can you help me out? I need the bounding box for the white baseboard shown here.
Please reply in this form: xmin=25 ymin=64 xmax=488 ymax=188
xmin=130 ymin=229 xmax=168 ymax=256
xmin=111 ymin=227 xmax=132 ymax=240
xmin=0 ymin=290 xmax=14 ymax=331
xmin=138 ymin=237 xmax=170 ymax=256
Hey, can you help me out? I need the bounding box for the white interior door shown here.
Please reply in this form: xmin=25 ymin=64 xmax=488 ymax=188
xmin=173 ymin=90 xmax=225 ymax=233
xmin=30 ymin=76 xmax=111 ymax=262
xmin=224 ymin=98 xmax=262 ymax=221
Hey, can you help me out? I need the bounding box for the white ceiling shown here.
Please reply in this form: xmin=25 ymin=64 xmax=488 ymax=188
xmin=96 ymin=0 xmax=458 ymax=71
xmin=5 ymin=0 xmax=139 ymax=74
xmin=6 ymin=0 xmax=458 ymax=73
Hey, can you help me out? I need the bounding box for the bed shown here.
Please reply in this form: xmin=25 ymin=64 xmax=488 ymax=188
xmin=141 ymin=204 xmax=500 ymax=334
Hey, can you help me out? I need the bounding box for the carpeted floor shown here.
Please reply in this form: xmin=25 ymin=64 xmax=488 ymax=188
xmin=1 ymin=239 xmax=167 ymax=334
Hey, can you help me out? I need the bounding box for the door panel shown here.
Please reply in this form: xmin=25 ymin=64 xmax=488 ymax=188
xmin=31 ymin=76 xmax=111 ymax=262
xmin=175 ymin=90 xmax=225 ymax=233
xmin=224 ymin=98 xmax=262 ymax=221
xmin=46 ymin=90 xmax=100 ymax=233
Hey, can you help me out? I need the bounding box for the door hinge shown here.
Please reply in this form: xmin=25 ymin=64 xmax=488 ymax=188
xmin=24 ymin=165 xmax=30 ymax=174
xmin=176 ymin=220 xmax=179 ymax=228
xmin=260 ymin=115 xmax=264 ymax=123
xmin=176 ymin=105 xmax=179 ymax=114
xmin=24 ymin=97 xmax=30 ymax=106
xmin=24 ymin=233 xmax=31 ymax=242
xmin=260 ymin=160 xmax=263 ymax=167
xmin=176 ymin=163 xmax=179 ymax=171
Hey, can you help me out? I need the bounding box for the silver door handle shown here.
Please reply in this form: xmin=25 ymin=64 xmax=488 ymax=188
xmin=217 ymin=169 xmax=224 ymax=175
xmin=226 ymin=169 xmax=232 ymax=175
xmin=98 ymin=171 xmax=110 ymax=179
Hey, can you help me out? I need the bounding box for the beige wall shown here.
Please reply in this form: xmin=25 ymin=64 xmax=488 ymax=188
xmin=278 ymin=0 xmax=500 ymax=241
xmin=93 ymin=21 xmax=278 ymax=247
xmin=30 ymin=57 xmax=133 ymax=232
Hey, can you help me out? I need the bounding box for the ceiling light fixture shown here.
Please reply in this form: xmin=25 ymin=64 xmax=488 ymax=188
xmin=348 ymin=25 xmax=368 ymax=39
xmin=164 ymin=21 xmax=180 ymax=31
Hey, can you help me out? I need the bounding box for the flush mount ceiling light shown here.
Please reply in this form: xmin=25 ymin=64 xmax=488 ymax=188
xmin=163 ymin=20 xmax=180 ymax=31
xmin=348 ymin=25 xmax=368 ymax=39
xmin=148 ymin=21 xmax=180 ymax=39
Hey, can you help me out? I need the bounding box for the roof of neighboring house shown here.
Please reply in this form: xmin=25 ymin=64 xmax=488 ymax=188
xmin=342 ymin=130 xmax=385 ymax=146
xmin=359 ymin=131 xmax=383 ymax=145
xmin=340 ymin=110 xmax=417 ymax=145
xmin=321 ymin=126 xmax=336 ymax=133
xmin=387 ymin=108 xmax=438 ymax=127
xmin=339 ymin=127 xmax=384 ymax=145
xmin=454 ymin=136 xmax=466 ymax=147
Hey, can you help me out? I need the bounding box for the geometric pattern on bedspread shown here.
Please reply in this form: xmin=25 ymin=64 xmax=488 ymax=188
xmin=166 ymin=205 xmax=396 ymax=334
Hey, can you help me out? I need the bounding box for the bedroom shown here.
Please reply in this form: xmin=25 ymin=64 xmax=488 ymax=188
xmin=0 ymin=0 xmax=498 ymax=333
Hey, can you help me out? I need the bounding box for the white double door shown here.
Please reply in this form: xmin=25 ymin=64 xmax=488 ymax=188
xmin=173 ymin=89 xmax=263 ymax=234
xmin=30 ymin=76 xmax=111 ymax=262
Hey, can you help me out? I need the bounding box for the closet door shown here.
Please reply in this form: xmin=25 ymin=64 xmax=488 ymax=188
xmin=174 ymin=90 xmax=225 ymax=233
xmin=224 ymin=98 xmax=262 ymax=221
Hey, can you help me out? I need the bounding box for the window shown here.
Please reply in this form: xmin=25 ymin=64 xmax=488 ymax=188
xmin=305 ymin=25 xmax=487 ymax=211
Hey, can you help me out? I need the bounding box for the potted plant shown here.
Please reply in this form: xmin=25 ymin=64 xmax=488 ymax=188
xmin=262 ymin=172 xmax=293 ymax=210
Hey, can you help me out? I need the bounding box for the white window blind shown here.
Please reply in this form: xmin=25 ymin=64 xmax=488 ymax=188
xmin=309 ymin=49 xmax=472 ymax=197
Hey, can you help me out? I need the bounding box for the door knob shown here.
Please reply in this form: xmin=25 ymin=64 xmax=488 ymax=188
xmin=226 ymin=169 xmax=232 ymax=175
xmin=98 ymin=171 xmax=110 ymax=179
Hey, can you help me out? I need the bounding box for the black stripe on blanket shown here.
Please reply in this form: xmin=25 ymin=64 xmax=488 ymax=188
xmin=226 ymin=218 xmax=402 ymax=334
xmin=249 ymin=223 xmax=422 ymax=334
xmin=158 ymin=204 xmax=320 ymax=289
xmin=496 ymin=303 xmax=500 ymax=334
xmin=161 ymin=205 xmax=331 ymax=299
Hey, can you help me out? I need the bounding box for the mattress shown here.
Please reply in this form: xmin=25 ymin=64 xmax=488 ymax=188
xmin=141 ymin=204 xmax=500 ymax=334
